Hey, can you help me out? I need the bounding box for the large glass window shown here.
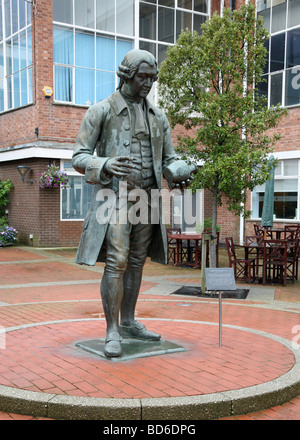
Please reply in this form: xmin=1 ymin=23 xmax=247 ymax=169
xmin=53 ymin=0 xmax=73 ymax=24
xmin=252 ymin=158 xmax=300 ymax=221
xmin=0 ymin=0 xmax=32 ymax=112
xmin=270 ymin=72 xmax=283 ymax=105
xmin=287 ymin=28 xmax=300 ymax=67
xmin=116 ymin=0 xmax=134 ymax=36
xmin=257 ymin=0 xmax=300 ymax=107
xmin=96 ymin=0 xmax=114 ymax=32
xmin=288 ymin=0 xmax=300 ymax=27
xmin=271 ymin=0 xmax=286 ymax=33
xmin=139 ymin=0 xmax=208 ymax=65
xmin=270 ymin=33 xmax=285 ymax=72
xmin=53 ymin=0 xmax=134 ymax=105
xmin=54 ymin=0 xmax=210 ymax=219
xmin=61 ymin=161 xmax=94 ymax=220
xmin=53 ymin=0 xmax=208 ymax=104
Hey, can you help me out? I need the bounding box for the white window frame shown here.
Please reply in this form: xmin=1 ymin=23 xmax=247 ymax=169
xmin=53 ymin=0 xmax=210 ymax=107
xmin=0 ymin=0 xmax=33 ymax=113
xmin=60 ymin=160 xmax=94 ymax=221
xmin=53 ymin=0 xmax=135 ymax=106
xmin=251 ymin=152 xmax=300 ymax=222
xmin=257 ymin=0 xmax=300 ymax=108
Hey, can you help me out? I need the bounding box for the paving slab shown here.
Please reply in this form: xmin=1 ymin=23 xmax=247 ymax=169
xmin=0 ymin=246 xmax=299 ymax=420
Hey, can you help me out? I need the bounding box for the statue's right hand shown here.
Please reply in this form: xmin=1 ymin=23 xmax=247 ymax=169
xmin=104 ymin=156 xmax=137 ymax=178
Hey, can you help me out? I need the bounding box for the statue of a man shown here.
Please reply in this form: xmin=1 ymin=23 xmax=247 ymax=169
xmin=72 ymin=49 xmax=194 ymax=357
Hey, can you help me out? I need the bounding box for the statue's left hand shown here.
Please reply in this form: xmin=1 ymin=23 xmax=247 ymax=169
xmin=170 ymin=178 xmax=192 ymax=191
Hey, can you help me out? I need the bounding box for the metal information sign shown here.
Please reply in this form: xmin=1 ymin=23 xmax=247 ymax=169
xmin=205 ymin=268 xmax=236 ymax=347
xmin=205 ymin=268 xmax=236 ymax=291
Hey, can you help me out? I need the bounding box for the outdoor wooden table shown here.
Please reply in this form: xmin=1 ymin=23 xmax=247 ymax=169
xmin=270 ymin=228 xmax=285 ymax=239
xmin=238 ymin=239 xmax=292 ymax=285
xmin=168 ymin=233 xmax=202 ymax=268
xmin=237 ymin=242 xmax=261 ymax=259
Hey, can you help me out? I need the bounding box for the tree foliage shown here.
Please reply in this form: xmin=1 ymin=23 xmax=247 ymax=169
xmin=158 ymin=3 xmax=287 ymax=266
xmin=0 ymin=179 xmax=13 ymax=209
xmin=0 ymin=179 xmax=14 ymax=227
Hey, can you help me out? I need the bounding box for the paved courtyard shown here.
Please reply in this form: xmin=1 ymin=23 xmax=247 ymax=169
xmin=0 ymin=246 xmax=299 ymax=420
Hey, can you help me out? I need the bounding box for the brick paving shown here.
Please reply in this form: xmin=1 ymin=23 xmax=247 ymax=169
xmin=0 ymin=246 xmax=299 ymax=420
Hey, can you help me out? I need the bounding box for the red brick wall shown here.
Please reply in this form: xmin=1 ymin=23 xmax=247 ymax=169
xmin=0 ymin=105 xmax=37 ymax=149
xmin=0 ymin=159 xmax=82 ymax=247
xmin=268 ymin=107 xmax=300 ymax=153
xmin=3 ymin=0 xmax=264 ymax=151
xmin=0 ymin=0 xmax=299 ymax=248
xmin=32 ymin=0 xmax=87 ymax=145
xmin=0 ymin=0 xmax=86 ymax=150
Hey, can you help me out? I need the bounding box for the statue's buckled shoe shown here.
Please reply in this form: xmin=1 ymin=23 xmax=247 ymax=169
xmin=120 ymin=321 xmax=161 ymax=341
xmin=104 ymin=331 xmax=122 ymax=357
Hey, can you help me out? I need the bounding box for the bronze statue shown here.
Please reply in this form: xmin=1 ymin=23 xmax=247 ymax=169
xmin=72 ymin=49 xmax=195 ymax=357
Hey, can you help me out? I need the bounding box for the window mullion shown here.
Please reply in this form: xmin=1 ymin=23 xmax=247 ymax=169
xmin=94 ymin=31 xmax=96 ymax=104
xmin=73 ymin=0 xmax=75 ymax=103
xmin=2 ymin=0 xmax=7 ymax=110
xmin=17 ymin=0 xmax=19 ymax=31
xmin=114 ymin=0 xmax=117 ymax=90
xmin=283 ymin=30 xmax=287 ymax=106
xmin=134 ymin=0 xmax=139 ymax=49
xmin=94 ymin=0 xmax=96 ymax=103
xmin=73 ymin=24 xmax=75 ymax=103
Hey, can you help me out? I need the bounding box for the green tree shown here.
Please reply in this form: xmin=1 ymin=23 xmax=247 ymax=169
xmin=158 ymin=3 xmax=287 ymax=267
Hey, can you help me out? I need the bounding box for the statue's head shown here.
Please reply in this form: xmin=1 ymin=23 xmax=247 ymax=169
xmin=117 ymin=49 xmax=158 ymax=91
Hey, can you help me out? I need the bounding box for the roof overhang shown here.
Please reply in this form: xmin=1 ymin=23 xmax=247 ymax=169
xmin=0 ymin=142 xmax=75 ymax=162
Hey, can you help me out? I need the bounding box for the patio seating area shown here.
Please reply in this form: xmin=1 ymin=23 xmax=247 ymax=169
xmin=167 ymin=224 xmax=299 ymax=286
xmin=167 ymin=228 xmax=219 ymax=269
xmin=230 ymin=224 xmax=299 ymax=286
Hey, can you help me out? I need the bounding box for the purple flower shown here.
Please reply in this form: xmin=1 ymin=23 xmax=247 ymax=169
xmin=38 ymin=164 xmax=69 ymax=189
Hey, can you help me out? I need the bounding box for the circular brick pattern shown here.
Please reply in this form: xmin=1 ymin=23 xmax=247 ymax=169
xmin=0 ymin=246 xmax=299 ymax=419
xmin=0 ymin=319 xmax=295 ymax=399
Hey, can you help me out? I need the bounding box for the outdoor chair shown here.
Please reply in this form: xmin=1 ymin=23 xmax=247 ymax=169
xmin=225 ymin=237 xmax=256 ymax=283
xmin=166 ymin=227 xmax=181 ymax=264
xmin=263 ymin=239 xmax=288 ymax=286
xmin=254 ymin=223 xmax=273 ymax=238
xmin=245 ymin=235 xmax=264 ymax=277
xmin=245 ymin=235 xmax=264 ymax=246
xmin=253 ymin=224 xmax=263 ymax=237
xmin=286 ymin=239 xmax=299 ymax=282
xmin=179 ymin=237 xmax=190 ymax=264
xmin=284 ymin=225 xmax=300 ymax=240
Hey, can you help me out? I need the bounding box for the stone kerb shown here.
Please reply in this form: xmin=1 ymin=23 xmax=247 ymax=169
xmin=0 ymin=319 xmax=299 ymax=420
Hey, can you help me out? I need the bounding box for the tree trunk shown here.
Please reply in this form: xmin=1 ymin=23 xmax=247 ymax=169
xmin=209 ymin=182 xmax=218 ymax=268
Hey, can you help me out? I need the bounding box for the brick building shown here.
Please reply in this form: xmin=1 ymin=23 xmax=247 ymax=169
xmin=0 ymin=0 xmax=299 ymax=248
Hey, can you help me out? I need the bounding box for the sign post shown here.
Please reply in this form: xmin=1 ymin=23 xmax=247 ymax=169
xmin=205 ymin=268 xmax=236 ymax=347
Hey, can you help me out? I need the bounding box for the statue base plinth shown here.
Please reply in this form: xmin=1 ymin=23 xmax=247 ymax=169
xmin=75 ymin=338 xmax=186 ymax=361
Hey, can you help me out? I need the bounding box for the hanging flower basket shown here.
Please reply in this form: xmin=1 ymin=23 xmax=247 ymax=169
xmin=37 ymin=163 xmax=68 ymax=189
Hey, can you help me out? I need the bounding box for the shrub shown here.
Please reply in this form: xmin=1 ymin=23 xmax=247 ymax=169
xmin=0 ymin=225 xmax=18 ymax=246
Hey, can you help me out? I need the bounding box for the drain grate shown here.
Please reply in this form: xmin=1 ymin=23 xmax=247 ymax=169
xmin=172 ymin=286 xmax=249 ymax=299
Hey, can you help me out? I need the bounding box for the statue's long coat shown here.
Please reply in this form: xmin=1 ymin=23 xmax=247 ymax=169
xmin=72 ymin=90 xmax=177 ymax=266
